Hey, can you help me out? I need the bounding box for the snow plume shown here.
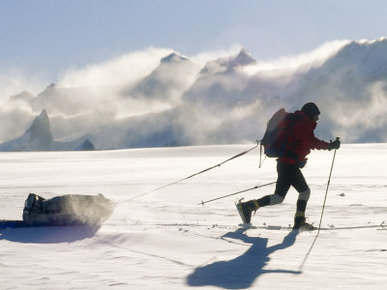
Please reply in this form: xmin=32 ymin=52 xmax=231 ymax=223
xmin=54 ymin=47 xmax=201 ymax=120
xmin=0 ymin=68 xmax=47 ymax=103
xmin=47 ymin=47 xmax=176 ymax=123
xmin=1 ymin=38 xmax=387 ymax=148
xmin=0 ymin=104 xmax=35 ymax=143
xmin=0 ymin=47 xmax=193 ymax=145
xmin=243 ymin=39 xmax=351 ymax=76
xmin=59 ymin=47 xmax=173 ymax=90
xmin=190 ymin=45 xmax=244 ymax=66
xmin=120 ymin=52 xmax=201 ymax=113
xmin=332 ymin=81 xmax=387 ymax=142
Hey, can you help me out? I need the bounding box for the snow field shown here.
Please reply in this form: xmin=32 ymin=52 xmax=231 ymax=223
xmin=1 ymin=144 xmax=387 ymax=289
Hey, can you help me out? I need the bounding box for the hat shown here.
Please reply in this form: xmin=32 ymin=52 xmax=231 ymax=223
xmin=301 ymin=102 xmax=320 ymax=119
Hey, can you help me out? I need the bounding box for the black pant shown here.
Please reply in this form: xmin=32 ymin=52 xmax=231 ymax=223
xmin=257 ymin=161 xmax=309 ymax=213
xmin=275 ymin=161 xmax=309 ymax=197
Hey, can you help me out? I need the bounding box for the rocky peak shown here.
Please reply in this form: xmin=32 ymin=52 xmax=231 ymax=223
xmin=26 ymin=109 xmax=53 ymax=145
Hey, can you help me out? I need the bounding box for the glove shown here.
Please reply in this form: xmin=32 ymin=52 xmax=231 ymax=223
xmin=328 ymin=138 xmax=340 ymax=151
xmin=298 ymin=160 xmax=307 ymax=168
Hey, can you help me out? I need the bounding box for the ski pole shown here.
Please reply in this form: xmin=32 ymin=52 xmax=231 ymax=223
xmin=299 ymin=139 xmax=339 ymax=271
xmin=198 ymin=181 xmax=276 ymax=206
xmin=317 ymin=137 xmax=339 ymax=233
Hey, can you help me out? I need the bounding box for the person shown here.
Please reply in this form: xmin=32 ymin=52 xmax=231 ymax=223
xmin=238 ymin=102 xmax=341 ymax=230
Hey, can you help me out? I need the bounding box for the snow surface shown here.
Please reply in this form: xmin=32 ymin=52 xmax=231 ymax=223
xmin=1 ymin=144 xmax=387 ymax=289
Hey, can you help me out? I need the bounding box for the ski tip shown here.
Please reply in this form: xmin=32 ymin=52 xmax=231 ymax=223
xmin=235 ymin=197 xmax=244 ymax=205
xmin=294 ymin=226 xmax=318 ymax=232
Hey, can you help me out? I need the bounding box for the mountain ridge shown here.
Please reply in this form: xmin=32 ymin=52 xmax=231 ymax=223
xmin=1 ymin=38 xmax=386 ymax=150
xmin=0 ymin=109 xmax=95 ymax=151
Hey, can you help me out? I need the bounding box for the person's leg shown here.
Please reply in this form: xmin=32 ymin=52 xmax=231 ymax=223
xmin=256 ymin=161 xmax=291 ymax=207
xmin=239 ymin=161 xmax=292 ymax=223
xmin=291 ymin=167 xmax=311 ymax=229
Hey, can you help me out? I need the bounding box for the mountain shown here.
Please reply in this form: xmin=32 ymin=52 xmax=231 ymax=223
xmin=9 ymin=90 xmax=35 ymax=103
xmin=1 ymin=38 xmax=387 ymax=150
xmin=27 ymin=109 xmax=53 ymax=148
xmin=199 ymin=48 xmax=256 ymax=76
xmin=293 ymin=38 xmax=387 ymax=104
xmin=83 ymin=105 xmax=199 ymax=150
xmin=182 ymin=40 xmax=387 ymax=143
xmin=30 ymin=83 xmax=93 ymax=115
xmin=183 ymin=49 xmax=257 ymax=109
xmin=284 ymin=38 xmax=387 ymax=141
xmin=75 ymin=139 xmax=95 ymax=151
xmin=0 ymin=109 xmax=54 ymax=151
xmin=121 ymin=52 xmax=201 ymax=103
xmin=0 ymin=110 xmax=95 ymax=151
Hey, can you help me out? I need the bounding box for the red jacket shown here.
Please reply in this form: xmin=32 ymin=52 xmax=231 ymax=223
xmin=279 ymin=110 xmax=329 ymax=165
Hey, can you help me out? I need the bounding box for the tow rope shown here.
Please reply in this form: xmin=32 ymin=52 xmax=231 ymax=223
xmin=119 ymin=144 xmax=259 ymax=204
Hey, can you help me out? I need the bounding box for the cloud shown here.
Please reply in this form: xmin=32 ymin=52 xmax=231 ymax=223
xmin=43 ymin=47 xmax=180 ymax=130
xmin=58 ymin=47 xmax=174 ymax=90
xmin=190 ymin=45 xmax=243 ymax=66
xmin=0 ymin=68 xmax=47 ymax=103
xmin=332 ymin=81 xmax=387 ymax=142
xmin=241 ymin=39 xmax=350 ymax=76
xmin=0 ymin=103 xmax=35 ymax=143
xmin=1 ymin=39 xmax=386 ymax=148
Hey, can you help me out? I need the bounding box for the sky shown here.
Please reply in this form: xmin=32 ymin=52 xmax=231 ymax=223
xmin=1 ymin=0 xmax=386 ymax=95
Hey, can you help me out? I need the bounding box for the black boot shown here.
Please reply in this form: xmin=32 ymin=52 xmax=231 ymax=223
xmin=237 ymin=200 xmax=259 ymax=224
xmin=293 ymin=214 xmax=316 ymax=231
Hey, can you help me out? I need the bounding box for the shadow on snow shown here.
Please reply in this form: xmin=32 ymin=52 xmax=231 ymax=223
xmin=0 ymin=225 xmax=100 ymax=244
xmin=187 ymin=227 xmax=301 ymax=289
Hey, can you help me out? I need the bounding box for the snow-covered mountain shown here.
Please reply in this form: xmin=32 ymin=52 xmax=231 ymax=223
xmin=9 ymin=90 xmax=35 ymax=103
xmin=183 ymin=49 xmax=257 ymax=108
xmin=285 ymin=38 xmax=387 ymax=141
xmin=29 ymin=84 xmax=92 ymax=115
xmin=0 ymin=110 xmax=94 ymax=151
xmin=0 ymin=38 xmax=386 ymax=150
xmin=122 ymin=52 xmax=201 ymax=103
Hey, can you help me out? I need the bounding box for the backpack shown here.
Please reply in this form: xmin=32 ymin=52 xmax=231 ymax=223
xmin=260 ymin=108 xmax=299 ymax=163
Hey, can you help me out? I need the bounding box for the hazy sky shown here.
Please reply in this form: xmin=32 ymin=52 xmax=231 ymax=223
xmin=1 ymin=0 xmax=386 ymax=83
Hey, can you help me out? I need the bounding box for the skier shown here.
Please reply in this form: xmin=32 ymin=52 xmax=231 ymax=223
xmin=238 ymin=102 xmax=341 ymax=230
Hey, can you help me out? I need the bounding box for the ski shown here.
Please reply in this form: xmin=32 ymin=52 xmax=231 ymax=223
xmin=256 ymin=225 xmax=313 ymax=231
xmin=244 ymin=223 xmax=386 ymax=231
